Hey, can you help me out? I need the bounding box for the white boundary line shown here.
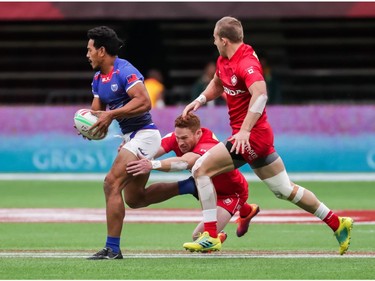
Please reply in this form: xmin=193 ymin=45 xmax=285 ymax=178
xmin=1 ymin=173 xmax=375 ymax=181
xmin=0 ymin=252 xmax=374 ymax=259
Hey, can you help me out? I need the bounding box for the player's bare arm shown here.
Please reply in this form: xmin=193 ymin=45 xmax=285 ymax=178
xmin=91 ymin=96 xmax=106 ymax=111
xmin=229 ymin=80 xmax=268 ymax=154
xmin=111 ymin=82 xmax=151 ymax=118
xmin=126 ymin=152 xmax=200 ymax=176
xmin=182 ymin=74 xmax=223 ymax=117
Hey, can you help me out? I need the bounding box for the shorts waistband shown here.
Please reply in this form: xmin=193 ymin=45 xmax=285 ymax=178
xmin=129 ymin=123 xmax=158 ymax=139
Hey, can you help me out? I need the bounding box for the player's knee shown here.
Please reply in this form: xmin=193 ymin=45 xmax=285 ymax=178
xmin=191 ymin=163 xmax=203 ymax=178
xmin=263 ymin=170 xmax=293 ymax=200
xmin=125 ymin=200 xmax=139 ymax=209
xmin=103 ymin=174 xmax=116 ymax=197
xmin=191 ymin=155 xmax=208 ymax=178
xmin=125 ymin=196 xmax=145 ymax=209
xmin=263 ymin=171 xmax=304 ymax=203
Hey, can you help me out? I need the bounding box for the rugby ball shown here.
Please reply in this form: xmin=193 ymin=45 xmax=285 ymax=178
xmin=74 ymin=109 xmax=106 ymax=140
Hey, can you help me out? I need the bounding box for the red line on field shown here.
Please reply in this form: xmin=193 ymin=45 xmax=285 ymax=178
xmin=0 ymin=208 xmax=374 ymax=224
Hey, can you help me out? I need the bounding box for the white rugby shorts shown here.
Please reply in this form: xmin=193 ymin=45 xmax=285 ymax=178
xmin=121 ymin=129 xmax=161 ymax=160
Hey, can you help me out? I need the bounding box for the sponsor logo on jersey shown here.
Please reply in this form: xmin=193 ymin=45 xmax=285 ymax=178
xmin=231 ymin=75 xmax=237 ymax=86
xmin=223 ymin=86 xmax=246 ymax=96
xmin=111 ymin=84 xmax=118 ymax=92
xmin=127 ymin=74 xmax=138 ymax=84
xmin=244 ymin=144 xmax=258 ymax=161
xmin=223 ymin=198 xmax=233 ymax=206
xmin=102 ymin=76 xmax=111 ymax=83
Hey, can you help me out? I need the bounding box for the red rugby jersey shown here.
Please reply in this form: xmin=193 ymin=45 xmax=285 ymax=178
xmin=161 ymin=128 xmax=248 ymax=197
xmin=216 ymin=43 xmax=269 ymax=134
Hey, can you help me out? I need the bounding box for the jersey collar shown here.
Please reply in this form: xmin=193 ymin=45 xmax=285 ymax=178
xmin=229 ymin=43 xmax=245 ymax=63
xmin=100 ymin=58 xmax=119 ymax=82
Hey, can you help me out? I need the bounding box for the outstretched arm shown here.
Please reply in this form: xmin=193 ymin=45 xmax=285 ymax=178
xmin=126 ymin=152 xmax=201 ymax=176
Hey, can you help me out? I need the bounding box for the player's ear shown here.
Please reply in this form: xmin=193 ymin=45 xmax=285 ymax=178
xmin=196 ymin=129 xmax=202 ymax=138
xmin=98 ymin=46 xmax=106 ymax=57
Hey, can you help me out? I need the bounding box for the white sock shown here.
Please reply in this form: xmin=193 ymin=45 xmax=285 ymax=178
xmin=314 ymin=202 xmax=330 ymax=220
xmin=202 ymin=209 xmax=217 ymax=223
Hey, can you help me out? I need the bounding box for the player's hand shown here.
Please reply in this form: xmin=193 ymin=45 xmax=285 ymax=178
xmin=182 ymin=100 xmax=202 ymax=118
xmin=73 ymin=125 xmax=91 ymax=141
xmin=126 ymin=158 xmax=152 ymax=176
xmin=228 ymin=130 xmax=251 ymax=154
xmin=89 ymin=110 xmax=111 ymax=138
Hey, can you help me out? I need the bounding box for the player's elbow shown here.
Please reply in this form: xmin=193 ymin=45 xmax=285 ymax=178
xmin=144 ymin=101 xmax=152 ymax=112
xmin=141 ymin=97 xmax=152 ymax=111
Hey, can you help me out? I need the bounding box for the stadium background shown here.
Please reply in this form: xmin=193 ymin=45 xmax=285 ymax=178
xmin=0 ymin=2 xmax=375 ymax=174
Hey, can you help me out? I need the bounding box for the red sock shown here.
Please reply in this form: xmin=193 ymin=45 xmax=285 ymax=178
xmin=239 ymin=203 xmax=252 ymax=218
xmin=323 ymin=211 xmax=340 ymax=232
xmin=204 ymin=221 xmax=218 ymax=238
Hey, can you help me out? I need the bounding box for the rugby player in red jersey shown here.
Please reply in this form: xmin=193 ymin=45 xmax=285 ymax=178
xmin=182 ymin=16 xmax=353 ymax=255
xmin=126 ymin=113 xmax=259 ymax=244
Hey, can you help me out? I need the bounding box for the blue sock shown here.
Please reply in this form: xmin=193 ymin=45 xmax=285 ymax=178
xmin=178 ymin=177 xmax=198 ymax=200
xmin=105 ymin=236 xmax=120 ymax=254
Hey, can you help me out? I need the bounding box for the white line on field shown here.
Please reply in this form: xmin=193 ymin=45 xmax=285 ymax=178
xmin=0 ymin=252 xmax=374 ymax=259
xmin=1 ymin=173 xmax=375 ymax=181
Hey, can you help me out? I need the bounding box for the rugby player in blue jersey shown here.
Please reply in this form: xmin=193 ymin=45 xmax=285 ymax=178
xmin=82 ymin=26 xmax=162 ymax=259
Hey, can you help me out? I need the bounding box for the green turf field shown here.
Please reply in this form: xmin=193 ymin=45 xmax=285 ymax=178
xmin=1 ymin=180 xmax=375 ymax=209
xmin=0 ymin=180 xmax=374 ymax=280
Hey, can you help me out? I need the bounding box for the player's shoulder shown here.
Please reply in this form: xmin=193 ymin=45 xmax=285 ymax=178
xmin=115 ymin=58 xmax=132 ymax=72
xmin=116 ymin=58 xmax=143 ymax=81
xmin=200 ymin=128 xmax=219 ymax=143
xmin=93 ymin=71 xmax=100 ymax=80
xmin=237 ymin=45 xmax=262 ymax=75
xmin=201 ymin=127 xmax=211 ymax=133
xmin=240 ymin=45 xmax=259 ymax=63
xmin=201 ymin=127 xmax=214 ymax=136
xmin=162 ymin=132 xmax=174 ymax=140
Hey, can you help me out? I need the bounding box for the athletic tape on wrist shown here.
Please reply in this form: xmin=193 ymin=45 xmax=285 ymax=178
xmin=150 ymin=160 xmax=161 ymax=170
xmin=195 ymin=94 xmax=207 ymax=105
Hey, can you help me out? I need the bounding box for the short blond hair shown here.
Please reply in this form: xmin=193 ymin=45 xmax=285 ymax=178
xmin=215 ymin=16 xmax=244 ymax=43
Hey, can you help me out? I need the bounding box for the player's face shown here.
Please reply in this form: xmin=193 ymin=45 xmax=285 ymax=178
xmin=213 ymin=27 xmax=226 ymax=57
xmin=174 ymin=127 xmax=200 ymax=154
xmin=86 ymin=39 xmax=102 ymax=71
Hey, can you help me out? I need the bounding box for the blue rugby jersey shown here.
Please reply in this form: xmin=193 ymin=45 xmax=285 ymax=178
xmin=91 ymin=57 xmax=153 ymax=134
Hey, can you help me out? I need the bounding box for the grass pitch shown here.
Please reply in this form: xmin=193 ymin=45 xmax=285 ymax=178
xmin=0 ymin=179 xmax=374 ymax=279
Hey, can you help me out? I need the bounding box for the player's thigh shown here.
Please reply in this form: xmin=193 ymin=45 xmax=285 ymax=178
xmin=252 ymin=156 xmax=286 ymax=180
xmin=193 ymin=142 xmax=235 ymax=177
xmin=123 ymin=172 xmax=150 ymax=201
xmin=105 ymin=148 xmax=138 ymax=189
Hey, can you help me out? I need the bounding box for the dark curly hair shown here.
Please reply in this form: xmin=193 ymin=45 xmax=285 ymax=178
xmin=87 ymin=26 xmax=124 ymax=56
